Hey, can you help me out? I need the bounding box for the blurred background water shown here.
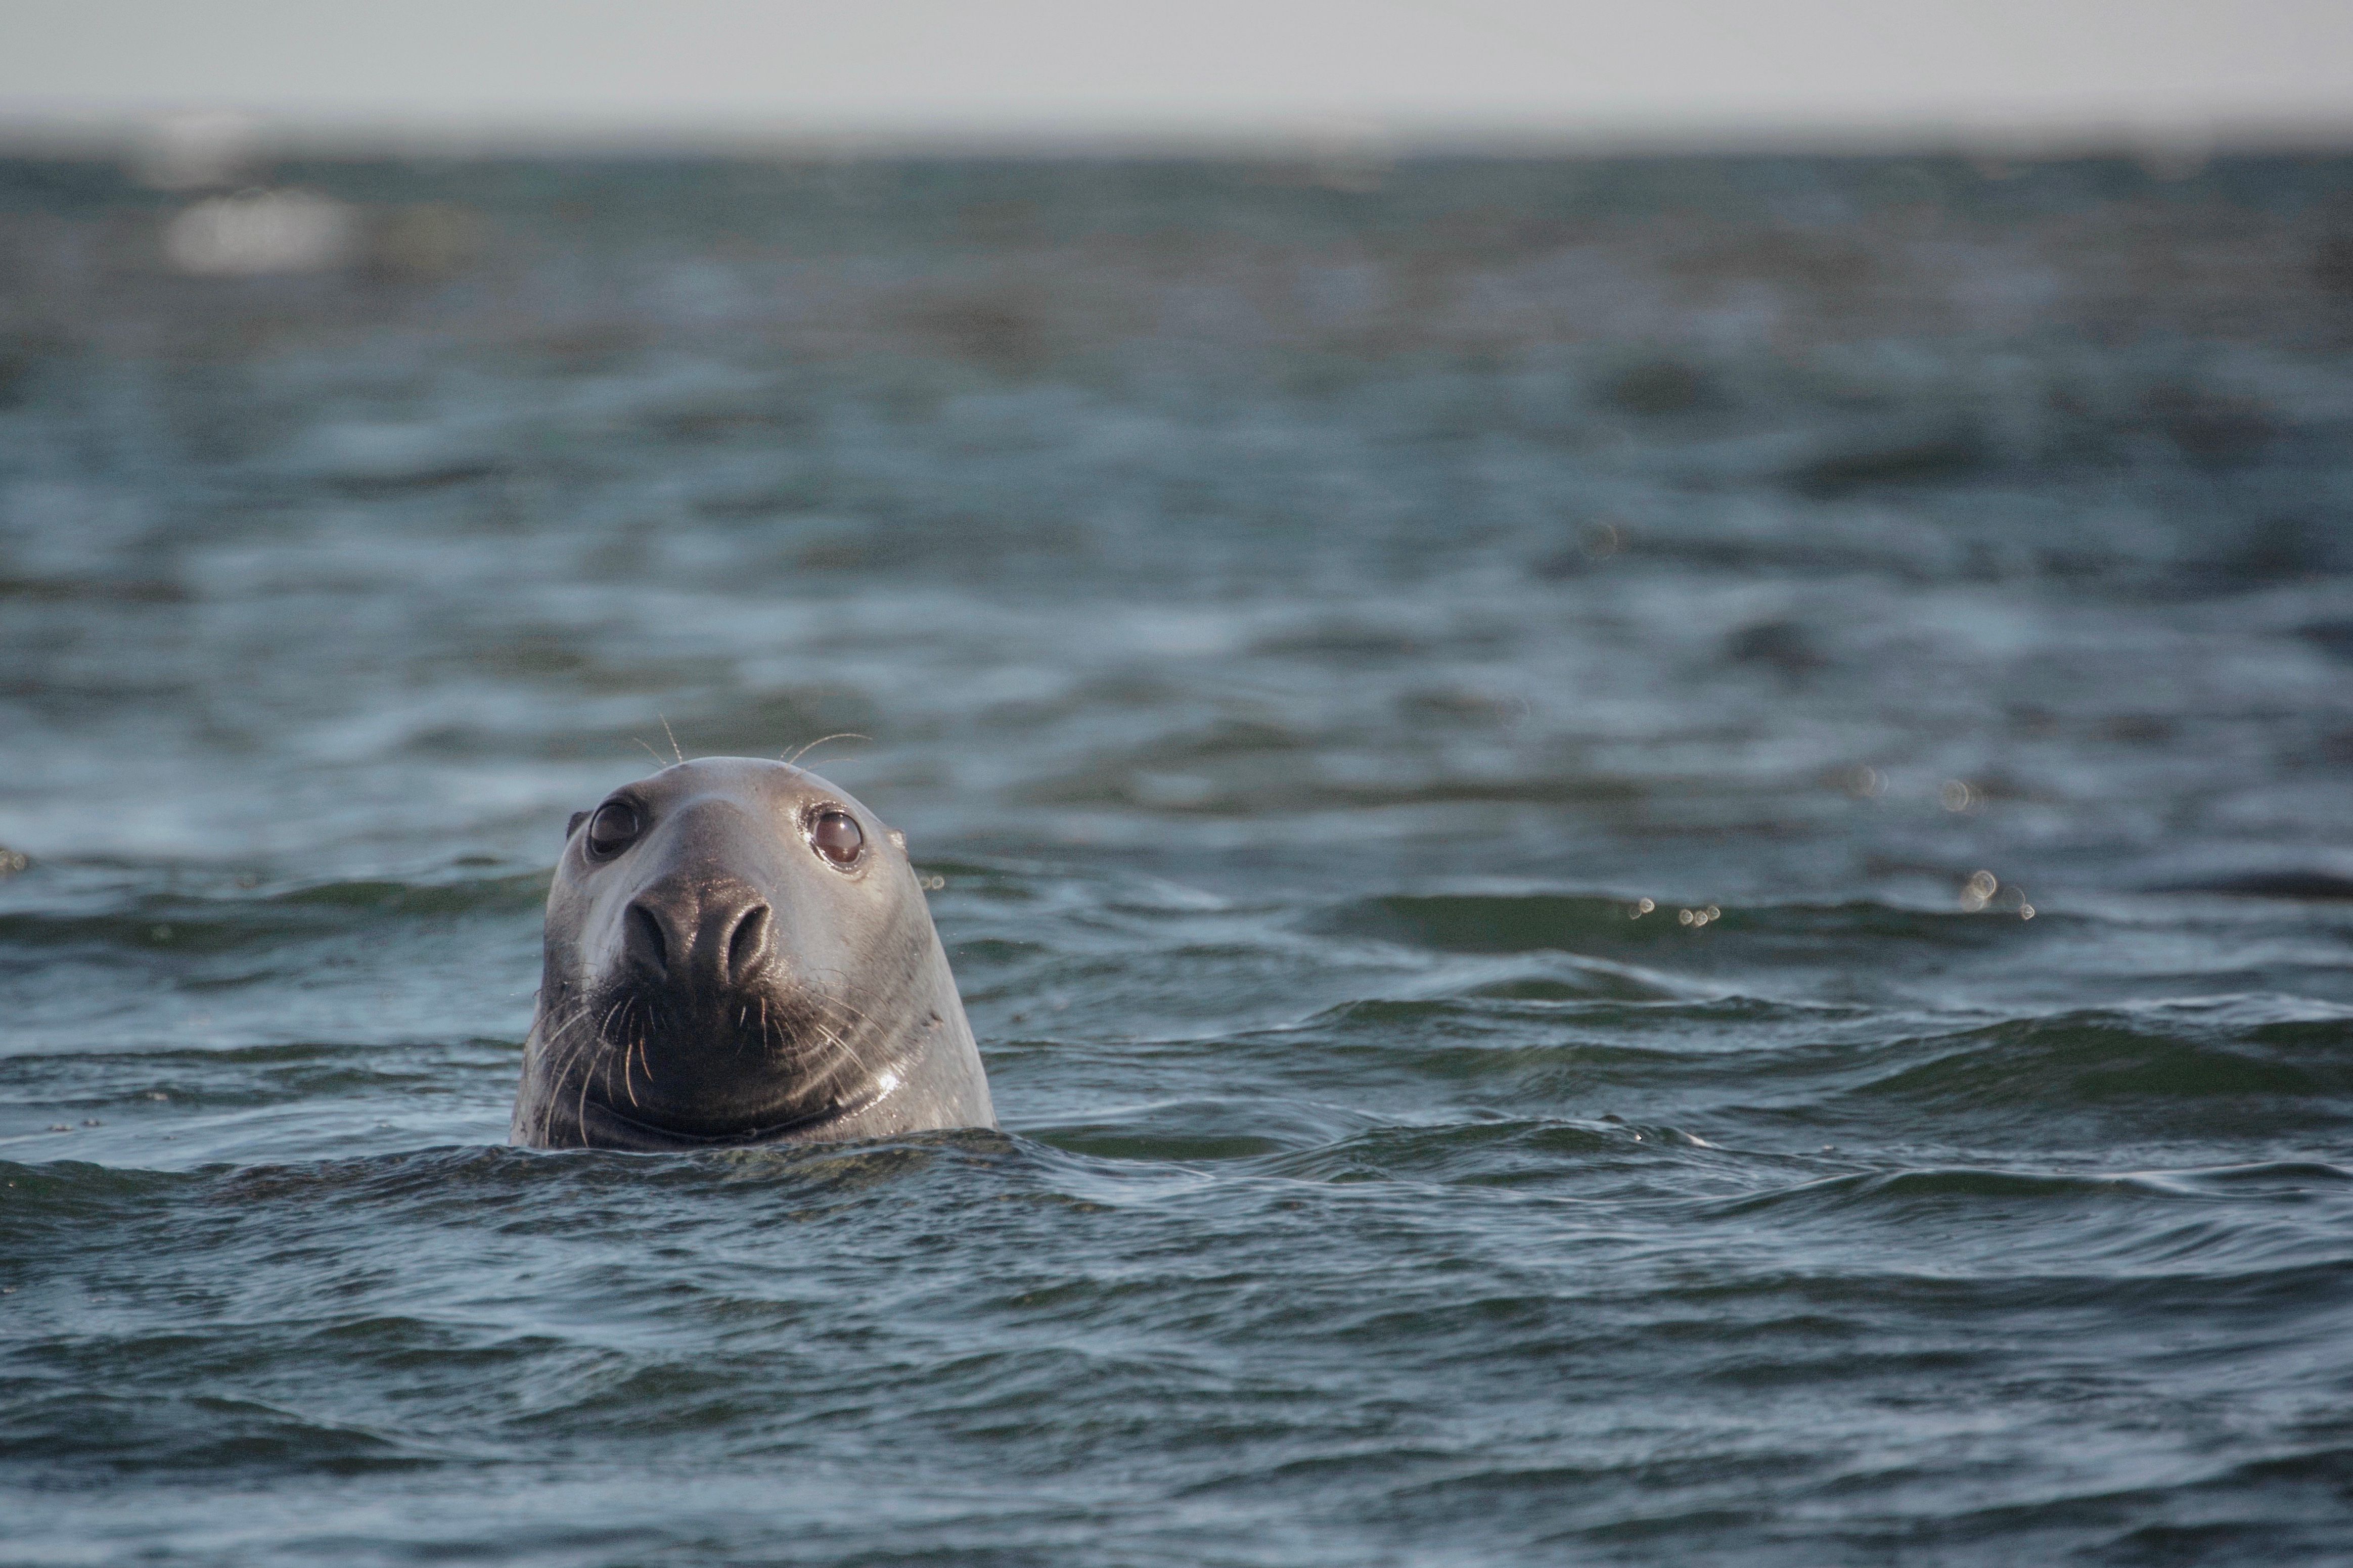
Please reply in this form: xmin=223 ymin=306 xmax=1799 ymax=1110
xmin=4 ymin=151 xmax=2353 ymax=1564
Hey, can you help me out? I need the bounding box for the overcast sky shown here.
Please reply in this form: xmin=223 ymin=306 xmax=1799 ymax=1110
xmin=8 ymin=0 xmax=2352 ymax=148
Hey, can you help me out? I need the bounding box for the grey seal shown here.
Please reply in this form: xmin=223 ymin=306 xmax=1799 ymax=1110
xmin=512 ymin=757 xmax=994 ymax=1149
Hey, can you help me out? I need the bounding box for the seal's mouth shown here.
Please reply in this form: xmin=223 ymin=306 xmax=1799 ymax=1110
xmin=577 ymin=1080 xmax=895 ymax=1147
xmin=546 ymin=976 xmax=889 ymax=1143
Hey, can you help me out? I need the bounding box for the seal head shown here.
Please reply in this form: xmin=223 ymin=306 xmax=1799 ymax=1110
xmin=512 ymin=757 xmax=993 ymax=1149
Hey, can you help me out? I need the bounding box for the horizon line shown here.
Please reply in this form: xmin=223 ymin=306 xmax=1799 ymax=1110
xmin=8 ymin=111 xmax=2353 ymax=165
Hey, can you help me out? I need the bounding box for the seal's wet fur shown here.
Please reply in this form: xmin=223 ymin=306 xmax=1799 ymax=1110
xmin=512 ymin=758 xmax=993 ymax=1149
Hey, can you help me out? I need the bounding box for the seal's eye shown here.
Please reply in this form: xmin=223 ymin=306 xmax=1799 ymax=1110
xmin=809 ymin=809 xmax=863 ymax=867
xmin=583 ymin=800 xmax=642 ymax=860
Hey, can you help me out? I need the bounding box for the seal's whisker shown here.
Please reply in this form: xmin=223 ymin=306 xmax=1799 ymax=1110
xmin=575 ymin=1041 xmax=598 ymax=1141
xmin=811 ymin=984 xmax=897 ymax=1070
xmin=619 ymin=1006 xmax=641 ymax=1109
xmin=543 ymin=1030 xmax=591 ymax=1143
xmin=809 ymin=992 xmax=884 ymax=1053
xmin=815 ymin=989 xmax=893 ymax=1047
xmin=545 ymin=996 xmax=614 ymax=1143
xmin=823 ymin=990 xmax=886 ymax=1026
xmin=786 ymin=732 xmax=872 ymax=768
xmin=528 ymin=999 xmax=601 ymax=1144
xmin=535 ymin=1023 xmax=579 ymax=1145
xmin=809 ymin=1019 xmax=862 ymax=1074
xmin=550 ymin=1001 xmax=601 ymax=1066
xmin=628 ymin=1001 xmax=651 ymax=1104
xmin=597 ymin=1031 xmax=619 ymax=1112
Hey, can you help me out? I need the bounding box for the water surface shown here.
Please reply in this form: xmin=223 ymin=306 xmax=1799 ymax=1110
xmin=4 ymin=153 xmax=2353 ymax=1564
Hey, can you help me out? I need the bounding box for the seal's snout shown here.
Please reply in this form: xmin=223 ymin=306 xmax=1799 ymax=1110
xmin=622 ymin=879 xmax=774 ymax=991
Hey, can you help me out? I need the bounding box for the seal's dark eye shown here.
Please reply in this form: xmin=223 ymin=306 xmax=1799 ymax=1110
xmin=809 ymin=809 xmax=863 ymax=866
xmin=584 ymin=801 xmax=641 ymax=860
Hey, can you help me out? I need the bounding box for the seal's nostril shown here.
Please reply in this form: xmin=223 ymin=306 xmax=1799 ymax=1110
xmin=724 ymin=902 xmax=771 ymax=983
xmin=624 ymin=901 xmax=669 ymax=979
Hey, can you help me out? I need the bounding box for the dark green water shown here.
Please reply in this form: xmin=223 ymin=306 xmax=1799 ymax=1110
xmin=4 ymin=153 xmax=2353 ymax=1564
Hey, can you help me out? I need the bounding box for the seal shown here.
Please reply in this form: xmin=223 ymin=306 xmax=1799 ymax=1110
xmin=512 ymin=757 xmax=994 ymax=1149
